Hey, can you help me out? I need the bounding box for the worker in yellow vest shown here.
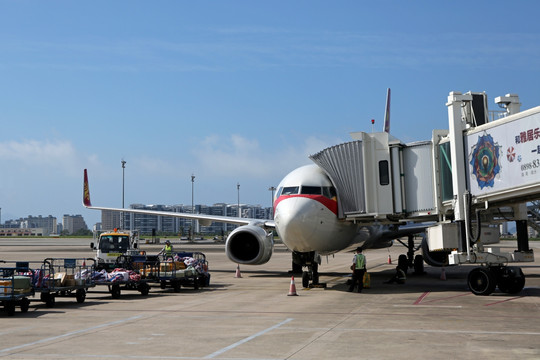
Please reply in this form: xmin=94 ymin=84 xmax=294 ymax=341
xmin=348 ymin=247 xmax=366 ymax=292
xmin=160 ymin=240 xmax=174 ymax=259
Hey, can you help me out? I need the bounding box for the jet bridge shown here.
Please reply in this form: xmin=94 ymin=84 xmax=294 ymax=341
xmin=310 ymin=91 xmax=540 ymax=295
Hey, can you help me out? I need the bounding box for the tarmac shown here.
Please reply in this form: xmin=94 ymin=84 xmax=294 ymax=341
xmin=1 ymin=238 xmax=540 ymax=359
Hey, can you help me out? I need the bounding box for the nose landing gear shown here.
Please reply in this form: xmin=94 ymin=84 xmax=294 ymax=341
xmin=292 ymin=251 xmax=324 ymax=288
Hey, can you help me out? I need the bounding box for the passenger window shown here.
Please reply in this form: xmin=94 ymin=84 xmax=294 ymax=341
xmin=282 ymin=186 xmax=299 ymax=195
xmin=301 ymin=186 xmax=321 ymax=195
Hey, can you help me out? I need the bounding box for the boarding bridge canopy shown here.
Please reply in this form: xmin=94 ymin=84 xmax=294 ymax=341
xmin=309 ymin=141 xmax=367 ymax=218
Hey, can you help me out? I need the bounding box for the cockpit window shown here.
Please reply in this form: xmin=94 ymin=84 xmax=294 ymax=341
xmin=323 ymin=186 xmax=337 ymax=199
xmin=301 ymin=186 xmax=322 ymax=195
xmin=281 ymin=186 xmax=299 ymax=195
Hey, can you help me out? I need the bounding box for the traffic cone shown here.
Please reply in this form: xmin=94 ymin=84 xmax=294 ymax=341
xmin=234 ymin=264 xmax=242 ymax=278
xmin=387 ymin=255 xmax=392 ymax=264
xmin=440 ymin=267 xmax=446 ymax=281
xmin=287 ymin=276 xmax=298 ymax=296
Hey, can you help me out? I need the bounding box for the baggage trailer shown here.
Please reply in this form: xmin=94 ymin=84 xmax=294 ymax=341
xmin=92 ymin=254 xmax=155 ymax=299
xmin=158 ymin=252 xmax=210 ymax=290
xmin=34 ymin=258 xmax=96 ymax=307
xmin=0 ymin=261 xmax=34 ymax=316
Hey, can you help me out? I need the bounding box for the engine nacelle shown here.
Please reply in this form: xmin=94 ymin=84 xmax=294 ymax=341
xmin=225 ymin=224 xmax=274 ymax=265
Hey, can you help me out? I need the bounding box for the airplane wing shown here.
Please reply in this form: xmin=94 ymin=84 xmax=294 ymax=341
xmin=83 ymin=169 xmax=275 ymax=229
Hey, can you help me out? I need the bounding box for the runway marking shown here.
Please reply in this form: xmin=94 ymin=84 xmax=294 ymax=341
xmin=203 ymin=318 xmax=294 ymax=359
xmin=421 ymin=293 xmax=471 ymax=304
xmin=394 ymin=304 xmax=463 ymax=309
xmin=484 ymin=296 xmax=525 ymax=307
xmin=0 ymin=315 xmax=144 ymax=354
xmin=413 ymin=291 xmax=430 ymax=305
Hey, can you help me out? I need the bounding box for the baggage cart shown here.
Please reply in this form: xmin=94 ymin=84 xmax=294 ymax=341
xmin=0 ymin=261 xmax=34 ymax=316
xmin=156 ymin=252 xmax=210 ymax=291
xmin=34 ymin=258 xmax=96 ymax=307
xmin=91 ymin=254 xmax=156 ymax=299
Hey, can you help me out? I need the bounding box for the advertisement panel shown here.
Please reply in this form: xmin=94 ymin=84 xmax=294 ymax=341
xmin=466 ymin=108 xmax=540 ymax=197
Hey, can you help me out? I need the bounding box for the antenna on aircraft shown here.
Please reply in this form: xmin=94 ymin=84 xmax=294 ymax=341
xmin=383 ymin=88 xmax=391 ymax=133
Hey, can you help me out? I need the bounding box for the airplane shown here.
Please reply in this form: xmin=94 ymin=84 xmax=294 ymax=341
xmin=83 ymin=89 xmax=439 ymax=288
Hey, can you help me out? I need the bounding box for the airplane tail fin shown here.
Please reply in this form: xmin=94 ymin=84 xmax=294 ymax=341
xmin=383 ymin=88 xmax=391 ymax=133
xmin=83 ymin=169 xmax=92 ymax=207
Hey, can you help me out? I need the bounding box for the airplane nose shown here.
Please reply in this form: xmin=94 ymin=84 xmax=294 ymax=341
xmin=274 ymin=197 xmax=318 ymax=252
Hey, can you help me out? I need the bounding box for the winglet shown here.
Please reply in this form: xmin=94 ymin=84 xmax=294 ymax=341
xmin=83 ymin=169 xmax=92 ymax=207
xmin=383 ymin=88 xmax=391 ymax=133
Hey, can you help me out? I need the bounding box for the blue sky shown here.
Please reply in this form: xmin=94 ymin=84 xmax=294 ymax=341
xmin=1 ymin=1 xmax=540 ymax=227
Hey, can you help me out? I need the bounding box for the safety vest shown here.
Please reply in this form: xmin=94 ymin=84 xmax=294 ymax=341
xmin=355 ymin=254 xmax=365 ymax=269
xmin=164 ymin=244 xmax=173 ymax=257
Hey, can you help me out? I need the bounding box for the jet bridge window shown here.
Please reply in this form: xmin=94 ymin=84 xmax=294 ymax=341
xmin=281 ymin=186 xmax=299 ymax=195
xmin=379 ymin=160 xmax=390 ymax=186
xmin=301 ymin=186 xmax=322 ymax=195
xmin=438 ymin=142 xmax=453 ymax=202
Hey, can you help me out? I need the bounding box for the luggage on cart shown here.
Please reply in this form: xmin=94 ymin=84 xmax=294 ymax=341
xmin=0 ymin=261 xmax=34 ymax=316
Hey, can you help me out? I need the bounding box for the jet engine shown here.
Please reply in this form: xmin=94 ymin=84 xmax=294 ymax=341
xmin=225 ymin=224 xmax=274 ymax=265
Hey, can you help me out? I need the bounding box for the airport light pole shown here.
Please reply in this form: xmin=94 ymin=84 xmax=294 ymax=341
xmin=237 ymin=183 xmax=240 ymax=218
xmin=268 ymin=186 xmax=276 ymax=219
xmin=121 ymin=160 xmax=126 ymax=229
xmin=191 ymin=174 xmax=195 ymax=239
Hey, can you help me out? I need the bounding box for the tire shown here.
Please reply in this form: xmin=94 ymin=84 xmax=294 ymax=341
xmin=139 ymin=283 xmax=150 ymax=296
xmin=172 ymin=280 xmax=181 ymax=293
xmin=111 ymin=284 xmax=121 ymax=299
xmin=497 ymin=267 xmax=525 ymax=294
xmin=76 ymin=289 xmax=86 ymax=303
xmin=302 ymin=271 xmax=309 ymax=288
xmin=5 ymin=301 xmax=16 ymax=316
xmin=42 ymin=293 xmax=56 ymax=308
xmin=398 ymin=255 xmax=408 ymax=274
xmin=20 ymin=298 xmax=30 ymax=313
xmin=468 ymin=267 xmax=496 ymax=296
xmin=413 ymin=255 xmax=424 ymax=275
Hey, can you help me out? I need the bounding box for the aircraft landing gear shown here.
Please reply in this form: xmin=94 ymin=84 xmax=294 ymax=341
xmin=468 ymin=265 xmax=525 ymax=296
xmin=292 ymin=251 xmax=322 ymax=288
xmin=397 ymin=235 xmax=425 ymax=275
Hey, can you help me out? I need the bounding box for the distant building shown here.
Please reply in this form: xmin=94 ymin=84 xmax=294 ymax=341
xmin=62 ymin=214 xmax=88 ymax=235
xmin=103 ymin=202 xmax=272 ymax=235
xmin=101 ymin=210 xmax=121 ymax=230
xmin=21 ymin=215 xmax=57 ymax=236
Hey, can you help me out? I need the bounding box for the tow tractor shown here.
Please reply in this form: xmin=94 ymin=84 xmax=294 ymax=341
xmin=90 ymin=229 xmax=141 ymax=271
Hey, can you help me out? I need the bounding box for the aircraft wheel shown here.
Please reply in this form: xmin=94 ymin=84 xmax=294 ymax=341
xmin=413 ymin=255 xmax=425 ymax=275
xmin=302 ymin=271 xmax=309 ymax=288
xmin=468 ymin=267 xmax=496 ymax=296
xmin=398 ymin=255 xmax=408 ymax=274
xmin=497 ymin=267 xmax=525 ymax=294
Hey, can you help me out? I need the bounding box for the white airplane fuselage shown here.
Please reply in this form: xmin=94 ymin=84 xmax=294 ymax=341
xmin=273 ymin=164 xmax=359 ymax=255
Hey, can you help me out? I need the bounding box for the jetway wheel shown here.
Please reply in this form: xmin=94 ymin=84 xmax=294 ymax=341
xmin=468 ymin=267 xmax=497 ymax=296
xmin=496 ymin=266 xmax=525 ymax=294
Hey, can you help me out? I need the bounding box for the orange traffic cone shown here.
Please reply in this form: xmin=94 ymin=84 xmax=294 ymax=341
xmin=387 ymin=255 xmax=392 ymax=264
xmin=287 ymin=276 xmax=298 ymax=296
xmin=440 ymin=267 xmax=446 ymax=281
xmin=235 ymin=264 xmax=242 ymax=278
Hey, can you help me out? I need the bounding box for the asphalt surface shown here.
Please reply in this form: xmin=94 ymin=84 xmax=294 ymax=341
xmin=0 ymin=238 xmax=539 ymax=359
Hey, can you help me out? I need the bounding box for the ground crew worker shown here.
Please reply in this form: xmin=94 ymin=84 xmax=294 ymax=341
xmin=385 ymin=266 xmax=406 ymax=284
xmin=160 ymin=240 xmax=174 ymax=259
xmin=348 ymin=247 xmax=366 ymax=292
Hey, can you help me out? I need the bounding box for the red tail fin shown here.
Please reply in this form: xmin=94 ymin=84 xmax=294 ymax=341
xmin=83 ymin=169 xmax=92 ymax=207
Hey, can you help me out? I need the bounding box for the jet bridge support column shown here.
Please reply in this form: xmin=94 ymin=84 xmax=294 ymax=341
xmin=446 ymin=92 xmax=472 ymax=253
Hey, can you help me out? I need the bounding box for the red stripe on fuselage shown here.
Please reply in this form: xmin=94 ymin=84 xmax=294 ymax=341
xmin=274 ymin=195 xmax=338 ymax=216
